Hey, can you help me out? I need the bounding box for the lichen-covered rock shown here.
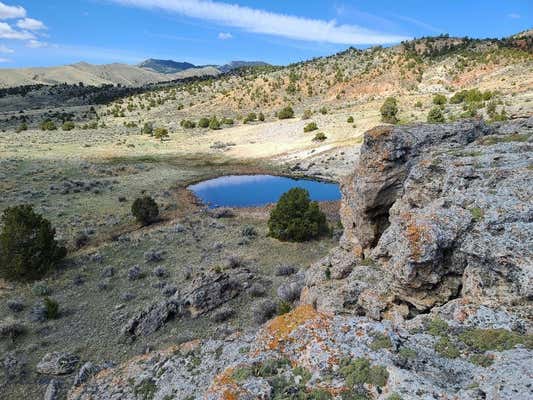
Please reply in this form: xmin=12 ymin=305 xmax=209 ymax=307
xmin=37 ymin=352 xmax=79 ymax=375
xmin=334 ymin=118 xmax=533 ymax=312
xmin=70 ymin=305 xmax=533 ymax=400
xmin=122 ymin=268 xmax=254 ymax=339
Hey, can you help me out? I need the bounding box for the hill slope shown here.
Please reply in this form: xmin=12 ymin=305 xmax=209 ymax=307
xmin=0 ymin=62 xmax=219 ymax=88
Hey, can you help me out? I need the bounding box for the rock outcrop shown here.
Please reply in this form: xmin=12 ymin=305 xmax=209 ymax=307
xmin=122 ymin=268 xmax=255 ymax=339
xmin=308 ymin=118 xmax=532 ymax=316
xmin=69 ymin=119 xmax=533 ymax=400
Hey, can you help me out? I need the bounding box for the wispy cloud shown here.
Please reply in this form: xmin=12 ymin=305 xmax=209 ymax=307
xmin=507 ymin=13 xmax=521 ymax=19
xmin=17 ymin=17 xmax=46 ymax=31
xmin=393 ymin=14 xmax=444 ymax=34
xmin=0 ymin=21 xmax=34 ymax=40
xmin=110 ymin=0 xmax=410 ymax=44
xmin=26 ymin=39 xmax=48 ymax=48
xmin=0 ymin=2 xmax=25 ymax=20
xmin=0 ymin=43 xmax=13 ymax=53
xmin=0 ymin=56 xmax=11 ymax=62
xmin=218 ymin=32 xmax=232 ymax=40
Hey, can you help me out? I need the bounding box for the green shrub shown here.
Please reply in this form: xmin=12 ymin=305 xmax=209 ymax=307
xmin=16 ymin=122 xmax=28 ymax=133
xmin=277 ymin=301 xmax=292 ymax=315
xmin=153 ymin=127 xmax=169 ymax=141
xmin=340 ymin=357 xmax=389 ymax=388
xmin=61 ymin=121 xmax=75 ymax=131
xmin=258 ymin=112 xmax=265 ymax=121
xmin=40 ymin=120 xmax=57 ymax=131
xmin=268 ymin=188 xmax=328 ymax=242
xmin=459 ymin=328 xmax=533 ymax=351
xmin=380 ymin=97 xmax=398 ymax=124
xmin=469 ymin=207 xmax=484 ymax=222
xmin=209 ymin=116 xmax=221 ymax=130
xmin=433 ymin=94 xmax=447 ymax=106
xmin=141 ymin=122 xmax=153 ymax=135
xmin=427 ymin=317 xmax=449 ymax=336
xmin=244 ymin=112 xmax=257 ymax=123
xmin=427 ymin=107 xmax=445 ymax=123
xmin=414 ymin=100 xmax=423 ymax=108
xmin=304 ymin=122 xmax=318 ymax=132
xmin=131 ymin=196 xmax=159 ymax=226
xmin=313 ymin=132 xmax=327 ymax=141
xmin=369 ymin=332 xmax=392 ymax=350
xmin=302 ymin=109 xmax=312 ymax=120
xmin=222 ymin=117 xmax=234 ymax=125
xmin=0 ymin=205 xmax=66 ymax=282
xmin=180 ymin=120 xmax=196 ymax=129
xmin=319 ymin=106 xmax=328 ymax=115
xmin=277 ymin=106 xmax=294 ymax=119
xmin=347 ymin=116 xmax=354 ymax=123
xmin=198 ymin=117 xmax=210 ymax=128
xmin=435 ymin=337 xmax=460 ymax=358
xmin=43 ymin=297 xmax=59 ymax=319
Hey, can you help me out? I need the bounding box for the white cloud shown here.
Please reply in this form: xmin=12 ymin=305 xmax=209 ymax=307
xmin=0 ymin=56 xmax=10 ymax=62
xmin=218 ymin=32 xmax=232 ymax=40
xmin=0 ymin=21 xmax=34 ymax=40
xmin=0 ymin=2 xmax=25 ymax=20
xmin=0 ymin=43 xmax=13 ymax=53
xmin=111 ymin=0 xmax=410 ymax=44
xmin=17 ymin=17 xmax=46 ymax=31
xmin=26 ymin=39 xmax=47 ymax=48
xmin=508 ymin=13 xmax=521 ymax=19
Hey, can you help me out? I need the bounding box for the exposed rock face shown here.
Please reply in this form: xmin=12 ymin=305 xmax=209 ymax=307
xmin=122 ymin=268 xmax=254 ymax=339
xmin=337 ymin=118 xmax=533 ymax=313
xmin=36 ymin=352 xmax=79 ymax=375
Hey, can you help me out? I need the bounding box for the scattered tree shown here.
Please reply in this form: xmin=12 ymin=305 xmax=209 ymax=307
xmin=380 ymin=97 xmax=398 ymax=124
xmin=132 ymin=196 xmax=159 ymax=226
xmin=141 ymin=122 xmax=153 ymax=135
xmin=268 ymin=188 xmax=329 ymax=242
xmin=433 ymin=94 xmax=447 ymax=106
xmin=427 ymin=107 xmax=445 ymax=123
xmin=62 ymin=121 xmax=75 ymax=131
xmin=303 ymin=122 xmax=318 ymax=132
xmin=347 ymin=116 xmax=354 ymax=123
xmin=0 ymin=205 xmax=66 ymax=282
xmin=198 ymin=117 xmax=210 ymax=128
xmin=313 ymin=132 xmax=327 ymax=141
xmin=209 ymin=116 xmax=221 ymax=130
xmin=277 ymin=106 xmax=294 ymax=120
xmin=154 ymin=127 xmax=169 ymax=141
xmin=40 ymin=120 xmax=57 ymax=131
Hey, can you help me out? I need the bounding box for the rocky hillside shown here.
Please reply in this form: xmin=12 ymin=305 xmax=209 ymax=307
xmin=94 ymin=33 xmax=532 ymax=132
xmin=68 ymin=118 xmax=532 ymax=400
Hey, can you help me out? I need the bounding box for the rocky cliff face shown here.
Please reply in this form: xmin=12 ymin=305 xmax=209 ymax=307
xmin=306 ymin=118 xmax=532 ymax=317
xmin=69 ymin=119 xmax=532 ymax=400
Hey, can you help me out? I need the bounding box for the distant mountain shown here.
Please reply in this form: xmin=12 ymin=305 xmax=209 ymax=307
xmin=0 ymin=59 xmax=271 ymax=89
xmin=0 ymin=62 xmax=219 ymax=89
xmin=138 ymin=59 xmax=272 ymax=74
xmin=218 ymin=61 xmax=271 ymax=73
xmin=138 ymin=59 xmax=197 ymax=74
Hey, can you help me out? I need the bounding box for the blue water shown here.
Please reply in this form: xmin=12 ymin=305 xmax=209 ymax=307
xmin=189 ymin=175 xmax=341 ymax=208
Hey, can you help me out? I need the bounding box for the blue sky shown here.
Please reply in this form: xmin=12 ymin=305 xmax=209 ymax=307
xmin=0 ymin=0 xmax=531 ymax=67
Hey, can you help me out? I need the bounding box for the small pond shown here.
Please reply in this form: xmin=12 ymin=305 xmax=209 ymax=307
xmin=189 ymin=174 xmax=341 ymax=208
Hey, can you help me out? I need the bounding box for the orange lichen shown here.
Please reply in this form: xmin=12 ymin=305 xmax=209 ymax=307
xmin=208 ymin=368 xmax=247 ymax=400
xmin=405 ymin=221 xmax=431 ymax=260
xmin=263 ymin=305 xmax=328 ymax=350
